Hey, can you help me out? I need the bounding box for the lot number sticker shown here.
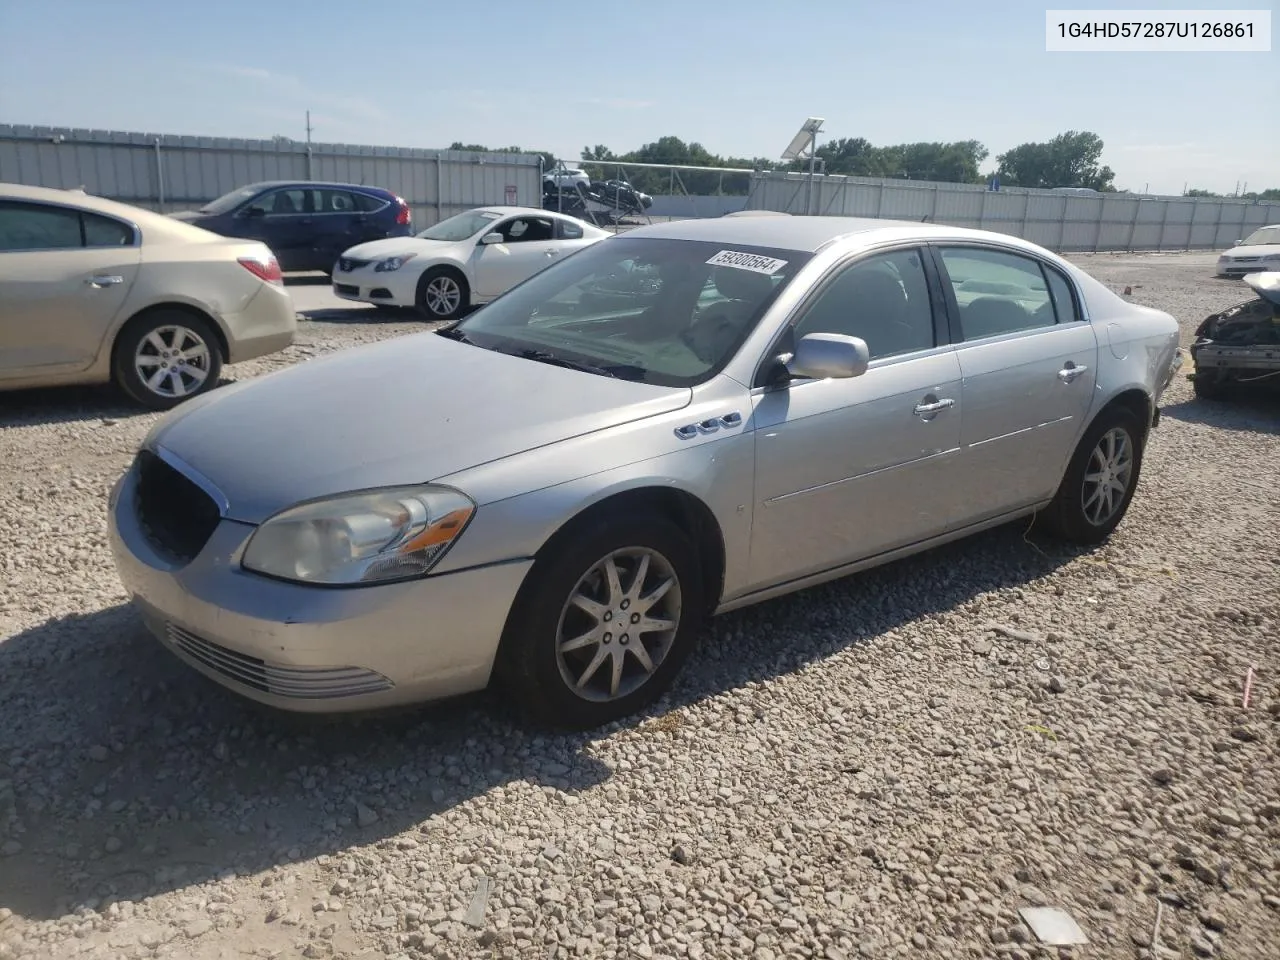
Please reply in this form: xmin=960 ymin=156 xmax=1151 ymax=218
xmin=706 ymin=250 xmax=789 ymax=275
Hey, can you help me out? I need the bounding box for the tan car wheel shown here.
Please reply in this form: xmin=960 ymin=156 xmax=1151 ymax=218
xmin=113 ymin=311 xmax=223 ymax=411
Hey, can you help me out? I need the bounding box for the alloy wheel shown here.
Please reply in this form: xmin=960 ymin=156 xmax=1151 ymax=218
xmin=555 ymin=547 xmax=682 ymax=702
xmin=1081 ymin=426 xmax=1134 ymax=526
xmin=133 ymin=325 xmax=212 ymax=399
xmin=424 ymin=276 xmax=462 ymax=316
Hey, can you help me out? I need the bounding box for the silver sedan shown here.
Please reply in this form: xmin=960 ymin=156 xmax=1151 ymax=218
xmin=108 ymin=216 xmax=1183 ymax=728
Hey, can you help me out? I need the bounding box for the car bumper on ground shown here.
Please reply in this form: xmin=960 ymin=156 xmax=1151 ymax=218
xmin=107 ymin=463 xmax=532 ymax=713
xmin=224 ymin=283 xmax=298 ymax=363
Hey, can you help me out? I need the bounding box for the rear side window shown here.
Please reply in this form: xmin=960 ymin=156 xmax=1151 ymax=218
xmin=0 ymin=201 xmax=82 ymax=251
xmin=557 ymin=218 xmax=584 ymax=240
xmin=1044 ymin=265 xmax=1081 ymax=324
xmin=351 ymin=191 xmax=388 ymax=213
xmin=937 ymin=247 xmax=1058 ymax=340
xmin=0 ymin=201 xmax=134 ymax=251
xmin=83 ymin=211 xmax=134 ymax=247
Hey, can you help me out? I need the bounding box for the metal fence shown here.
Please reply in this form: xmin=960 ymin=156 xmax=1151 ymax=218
xmin=0 ymin=125 xmax=542 ymax=228
xmin=746 ymin=172 xmax=1280 ymax=253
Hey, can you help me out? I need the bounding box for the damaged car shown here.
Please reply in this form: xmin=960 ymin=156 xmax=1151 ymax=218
xmin=1189 ymin=271 xmax=1280 ymax=399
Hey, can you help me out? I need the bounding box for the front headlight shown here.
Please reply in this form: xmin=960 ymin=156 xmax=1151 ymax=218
xmin=375 ymin=254 xmax=417 ymax=273
xmin=241 ymin=485 xmax=475 ymax=586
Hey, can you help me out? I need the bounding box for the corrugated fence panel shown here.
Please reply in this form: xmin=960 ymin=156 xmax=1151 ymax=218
xmin=742 ymin=170 xmax=1280 ymax=252
xmin=0 ymin=125 xmax=539 ymax=226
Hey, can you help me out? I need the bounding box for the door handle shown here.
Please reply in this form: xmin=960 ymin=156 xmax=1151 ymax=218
xmin=546 ymin=249 xmax=560 ymax=257
xmin=1058 ymin=363 xmax=1089 ymax=383
xmin=88 ymin=275 xmax=124 ymax=287
xmin=913 ymin=398 xmax=955 ymax=416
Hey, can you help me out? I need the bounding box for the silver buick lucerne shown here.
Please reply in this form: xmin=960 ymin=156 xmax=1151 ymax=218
xmin=108 ymin=215 xmax=1183 ymax=728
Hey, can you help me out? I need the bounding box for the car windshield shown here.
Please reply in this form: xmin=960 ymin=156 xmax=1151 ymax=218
xmin=446 ymin=236 xmax=812 ymax=387
xmin=1241 ymin=227 xmax=1280 ymax=246
xmin=416 ymin=210 xmax=502 ymax=242
xmin=199 ymin=184 xmax=268 ymax=215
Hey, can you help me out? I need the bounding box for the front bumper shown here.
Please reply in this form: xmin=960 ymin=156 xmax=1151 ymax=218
xmin=1217 ymin=259 xmax=1280 ymax=278
xmin=330 ymin=265 xmax=415 ymax=307
xmin=107 ymin=464 xmax=532 ymax=713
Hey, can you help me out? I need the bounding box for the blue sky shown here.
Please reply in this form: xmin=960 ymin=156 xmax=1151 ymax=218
xmin=1 ymin=0 xmax=1276 ymax=194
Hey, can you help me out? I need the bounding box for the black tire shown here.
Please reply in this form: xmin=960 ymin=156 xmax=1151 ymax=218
xmin=112 ymin=309 xmax=224 ymax=411
xmin=1193 ymin=370 xmax=1230 ymax=400
xmin=1037 ymin=406 xmax=1146 ymax=544
xmin=494 ymin=512 xmax=704 ymax=729
xmin=415 ymin=267 xmax=469 ymax=321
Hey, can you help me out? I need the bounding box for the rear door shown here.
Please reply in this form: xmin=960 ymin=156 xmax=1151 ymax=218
xmin=306 ymin=188 xmax=367 ymax=267
xmin=472 ymin=215 xmax=562 ymax=297
xmin=0 ymin=200 xmax=141 ymax=378
xmin=930 ymin=243 xmax=1100 ymax=522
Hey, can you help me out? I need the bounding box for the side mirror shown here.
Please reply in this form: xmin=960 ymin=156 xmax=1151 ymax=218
xmin=1234 ymin=239 xmax=1243 ymax=246
xmin=786 ymin=332 xmax=870 ymax=380
xmin=244 ymin=205 xmax=266 ymax=219
xmin=480 ymin=232 xmax=505 ymax=245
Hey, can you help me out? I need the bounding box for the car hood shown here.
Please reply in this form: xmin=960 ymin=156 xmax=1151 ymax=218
xmin=148 ymin=334 xmax=690 ymax=523
xmin=167 ymin=209 xmax=209 ymax=223
xmin=1245 ymin=270 xmax=1280 ymax=305
xmin=341 ymin=236 xmax=465 ymax=260
xmin=1221 ymin=244 xmax=1280 ymax=259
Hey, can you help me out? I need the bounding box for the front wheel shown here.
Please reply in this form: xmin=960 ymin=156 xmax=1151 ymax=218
xmin=415 ymin=267 xmax=469 ymax=321
xmin=494 ymin=513 xmax=704 ymax=729
xmin=1037 ymin=407 xmax=1146 ymax=544
xmin=112 ymin=310 xmax=223 ymax=411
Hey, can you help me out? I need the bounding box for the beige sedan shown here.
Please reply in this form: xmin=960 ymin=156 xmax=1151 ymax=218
xmin=0 ymin=183 xmax=296 ymax=409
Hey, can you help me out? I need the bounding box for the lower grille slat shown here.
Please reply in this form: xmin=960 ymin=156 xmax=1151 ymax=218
xmin=165 ymin=623 xmax=393 ymax=700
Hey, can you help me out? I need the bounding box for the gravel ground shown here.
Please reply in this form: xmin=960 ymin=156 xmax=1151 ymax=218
xmin=0 ymin=253 xmax=1277 ymax=960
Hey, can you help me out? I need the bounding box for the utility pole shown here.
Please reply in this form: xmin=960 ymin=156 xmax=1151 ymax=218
xmin=305 ymin=110 xmax=314 ymax=181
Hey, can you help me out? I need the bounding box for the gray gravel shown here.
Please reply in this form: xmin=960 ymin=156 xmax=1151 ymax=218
xmin=1 ymin=253 xmax=1278 ymax=960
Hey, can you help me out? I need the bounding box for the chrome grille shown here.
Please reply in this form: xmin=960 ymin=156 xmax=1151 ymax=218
xmin=338 ymin=257 xmax=371 ymax=272
xmin=165 ymin=623 xmax=393 ymax=699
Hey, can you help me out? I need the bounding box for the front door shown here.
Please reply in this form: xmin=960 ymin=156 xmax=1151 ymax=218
xmin=240 ymin=187 xmax=313 ymax=271
xmin=749 ymin=246 xmax=965 ymax=587
xmin=472 ymin=215 xmax=562 ymax=298
xmin=931 ymin=244 xmax=1100 ymax=522
xmin=0 ymin=200 xmax=141 ymax=378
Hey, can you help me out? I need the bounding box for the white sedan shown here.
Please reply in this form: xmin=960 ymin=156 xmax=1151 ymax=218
xmin=1215 ymin=224 xmax=1280 ymax=278
xmin=331 ymin=206 xmax=610 ymax=319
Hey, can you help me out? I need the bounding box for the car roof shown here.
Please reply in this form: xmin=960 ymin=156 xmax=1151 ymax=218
xmin=471 ymin=205 xmax=573 ymax=217
xmin=0 ymin=181 xmax=241 ymax=244
xmin=233 ymin=180 xmax=395 ymax=194
xmin=624 ymin=214 xmax=1049 ymax=254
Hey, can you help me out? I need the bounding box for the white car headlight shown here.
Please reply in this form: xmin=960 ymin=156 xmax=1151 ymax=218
xmin=375 ymin=254 xmax=417 ymax=273
xmin=242 ymin=485 xmax=475 ymax=586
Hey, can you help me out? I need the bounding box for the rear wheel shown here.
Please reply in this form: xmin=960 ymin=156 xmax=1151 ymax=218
xmin=112 ymin=310 xmax=223 ymax=411
xmin=415 ymin=267 xmax=469 ymax=321
xmin=1037 ymin=406 xmax=1145 ymax=544
xmin=494 ymin=513 xmax=703 ymax=729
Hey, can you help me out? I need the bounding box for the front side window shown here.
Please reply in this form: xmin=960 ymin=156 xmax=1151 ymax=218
xmin=498 ymin=216 xmax=554 ymax=243
xmin=0 ymin=201 xmax=84 ymax=251
xmin=792 ymin=248 xmax=937 ymax=359
xmin=416 ymin=210 xmax=501 ymax=242
xmin=937 ymin=247 xmax=1058 ymax=340
xmin=448 ymin=237 xmax=812 ymax=386
xmin=256 ymin=189 xmax=308 ymax=215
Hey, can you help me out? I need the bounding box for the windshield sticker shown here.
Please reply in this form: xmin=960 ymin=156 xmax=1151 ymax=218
xmin=706 ymin=250 xmax=788 ymax=275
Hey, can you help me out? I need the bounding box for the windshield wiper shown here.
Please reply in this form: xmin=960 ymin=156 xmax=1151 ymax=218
xmin=514 ymin=348 xmax=645 ymax=380
xmin=435 ymin=326 xmax=474 ymax=344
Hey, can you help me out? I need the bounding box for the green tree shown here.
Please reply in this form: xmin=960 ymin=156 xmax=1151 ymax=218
xmin=995 ymin=131 xmax=1116 ymax=190
xmin=1185 ymin=188 xmax=1219 ymax=197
